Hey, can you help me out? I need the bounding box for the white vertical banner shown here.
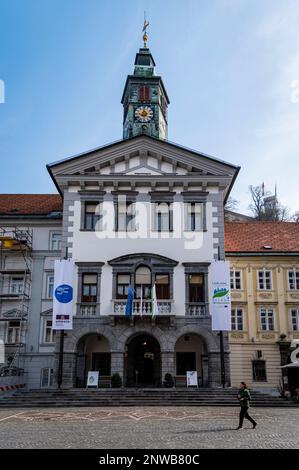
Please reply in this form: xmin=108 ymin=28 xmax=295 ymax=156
xmin=210 ymin=260 xmax=231 ymax=331
xmin=53 ymin=259 xmax=74 ymax=330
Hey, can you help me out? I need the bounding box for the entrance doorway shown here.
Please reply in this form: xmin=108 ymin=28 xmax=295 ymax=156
xmin=175 ymin=333 xmax=207 ymax=386
xmin=125 ymin=334 xmax=161 ymax=387
xmin=75 ymin=334 xmax=111 ymax=388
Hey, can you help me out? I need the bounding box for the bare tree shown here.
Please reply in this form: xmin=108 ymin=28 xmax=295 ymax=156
xmin=248 ymin=185 xmax=268 ymax=220
xmin=224 ymin=197 xmax=239 ymax=212
xmin=248 ymin=184 xmax=290 ymax=221
xmin=291 ymin=211 xmax=299 ymax=222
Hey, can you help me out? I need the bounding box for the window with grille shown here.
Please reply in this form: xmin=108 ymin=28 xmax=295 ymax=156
xmin=46 ymin=274 xmax=54 ymax=299
xmin=84 ymin=202 xmax=101 ymax=230
xmin=231 ymin=308 xmax=244 ymax=331
xmin=44 ymin=319 xmax=55 ymax=343
xmin=252 ymin=360 xmax=267 ymax=382
xmin=116 ymin=274 xmax=131 ymax=299
xmin=230 ymin=270 xmax=242 ymax=290
xmin=7 ymin=321 xmax=21 ymax=344
xmin=135 ymin=266 xmax=151 ymax=300
xmin=50 ymin=232 xmax=62 ymax=251
xmin=155 ymin=274 xmax=170 ymax=299
xmin=10 ymin=277 xmax=24 ymax=294
xmin=40 ymin=368 xmax=54 ymax=388
xmin=188 ymin=274 xmax=205 ymax=302
xmin=258 ymin=270 xmax=272 ymax=290
xmin=290 ymin=308 xmax=299 ymax=331
xmin=288 ymin=270 xmax=299 ymax=290
xmin=259 ymin=308 xmax=275 ymax=331
xmin=81 ymin=274 xmax=97 ymax=303
xmin=154 ymin=202 xmax=172 ymax=232
xmin=185 ymin=202 xmax=203 ymax=231
xmin=116 ymin=201 xmax=135 ymax=232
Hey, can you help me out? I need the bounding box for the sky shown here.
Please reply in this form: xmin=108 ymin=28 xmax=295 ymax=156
xmin=0 ymin=0 xmax=299 ymax=215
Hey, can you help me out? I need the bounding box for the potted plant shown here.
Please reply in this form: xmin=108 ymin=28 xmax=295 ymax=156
xmin=163 ymin=373 xmax=174 ymax=388
xmin=111 ymin=373 xmax=122 ymax=388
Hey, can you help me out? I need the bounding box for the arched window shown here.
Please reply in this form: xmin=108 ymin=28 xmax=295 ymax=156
xmin=135 ymin=266 xmax=151 ymax=299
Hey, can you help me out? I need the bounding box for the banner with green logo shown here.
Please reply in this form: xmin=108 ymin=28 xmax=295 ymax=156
xmin=210 ymin=260 xmax=231 ymax=331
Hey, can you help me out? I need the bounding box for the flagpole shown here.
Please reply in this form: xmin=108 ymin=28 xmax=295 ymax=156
xmin=57 ymin=246 xmax=68 ymax=390
xmin=218 ymin=246 xmax=226 ymax=388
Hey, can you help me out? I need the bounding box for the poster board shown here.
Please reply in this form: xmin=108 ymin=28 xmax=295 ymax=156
xmin=187 ymin=371 xmax=198 ymax=387
xmin=86 ymin=371 xmax=99 ymax=388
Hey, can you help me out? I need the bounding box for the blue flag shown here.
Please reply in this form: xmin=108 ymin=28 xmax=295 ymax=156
xmin=125 ymin=286 xmax=134 ymax=316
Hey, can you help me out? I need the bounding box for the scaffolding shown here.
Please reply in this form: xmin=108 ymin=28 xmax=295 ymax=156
xmin=0 ymin=228 xmax=32 ymax=374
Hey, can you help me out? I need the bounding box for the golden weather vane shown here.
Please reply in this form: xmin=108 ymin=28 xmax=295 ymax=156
xmin=142 ymin=12 xmax=149 ymax=48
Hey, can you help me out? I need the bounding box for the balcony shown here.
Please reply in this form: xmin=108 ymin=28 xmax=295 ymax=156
xmin=186 ymin=302 xmax=208 ymax=317
xmin=77 ymin=303 xmax=98 ymax=317
xmin=113 ymin=299 xmax=172 ymax=316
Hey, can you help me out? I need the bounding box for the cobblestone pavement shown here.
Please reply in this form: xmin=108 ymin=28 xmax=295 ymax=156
xmin=0 ymin=406 xmax=298 ymax=449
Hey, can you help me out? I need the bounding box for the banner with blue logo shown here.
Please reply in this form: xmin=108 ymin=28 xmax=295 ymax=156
xmin=210 ymin=260 xmax=231 ymax=331
xmin=53 ymin=259 xmax=74 ymax=330
xmin=125 ymin=286 xmax=134 ymax=316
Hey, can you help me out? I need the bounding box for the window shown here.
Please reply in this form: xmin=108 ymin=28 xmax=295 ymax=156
xmin=7 ymin=321 xmax=20 ymax=344
xmin=176 ymin=352 xmax=196 ymax=375
xmin=50 ymin=232 xmax=62 ymax=251
xmin=81 ymin=274 xmax=97 ymax=303
xmin=46 ymin=275 xmax=54 ymax=299
xmin=40 ymin=368 xmax=53 ymax=388
xmin=154 ymin=202 xmax=172 ymax=232
xmin=116 ymin=201 xmax=135 ymax=232
xmin=258 ymin=270 xmax=272 ymax=290
xmin=231 ymin=308 xmax=244 ymax=331
xmin=188 ymin=274 xmax=205 ymax=302
xmin=10 ymin=277 xmax=24 ymax=294
xmin=230 ymin=270 xmax=242 ymax=290
xmin=155 ymin=274 xmax=170 ymax=299
xmin=288 ymin=270 xmax=299 ymax=290
xmin=185 ymin=202 xmax=203 ymax=231
xmin=135 ymin=266 xmax=151 ymax=299
xmin=252 ymin=360 xmax=267 ymax=382
xmin=259 ymin=308 xmax=275 ymax=331
xmin=116 ymin=274 xmax=131 ymax=299
xmin=290 ymin=308 xmax=299 ymax=331
xmin=84 ymin=202 xmax=101 ymax=230
xmin=139 ymin=85 xmax=150 ymax=101
xmin=44 ymin=319 xmax=55 ymax=343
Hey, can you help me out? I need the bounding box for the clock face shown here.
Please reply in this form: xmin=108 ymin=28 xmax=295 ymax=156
xmin=134 ymin=105 xmax=154 ymax=123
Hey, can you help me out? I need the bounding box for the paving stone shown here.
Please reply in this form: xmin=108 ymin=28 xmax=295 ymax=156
xmin=0 ymin=406 xmax=298 ymax=449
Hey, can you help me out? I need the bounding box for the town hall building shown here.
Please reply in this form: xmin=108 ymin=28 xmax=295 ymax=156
xmin=45 ymin=43 xmax=240 ymax=389
xmin=0 ymin=37 xmax=243 ymax=390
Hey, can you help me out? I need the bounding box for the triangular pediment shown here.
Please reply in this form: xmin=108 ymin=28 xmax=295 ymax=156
xmin=48 ymin=135 xmax=239 ymax=192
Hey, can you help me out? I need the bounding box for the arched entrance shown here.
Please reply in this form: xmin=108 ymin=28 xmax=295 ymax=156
xmin=125 ymin=333 xmax=161 ymax=387
xmin=75 ymin=334 xmax=111 ymax=387
xmin=175 ymin=333 xmax=208 ymax=387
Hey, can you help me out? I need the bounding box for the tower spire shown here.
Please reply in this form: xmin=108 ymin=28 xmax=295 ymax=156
xmin=142 ymin=13 xmax=149 ymax=48
xmin=121 ymin=21 xmax=170 ymax=141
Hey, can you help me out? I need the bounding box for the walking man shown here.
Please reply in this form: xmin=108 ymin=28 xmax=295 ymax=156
xmin=236 ymin=382 xmax=257 ymax=430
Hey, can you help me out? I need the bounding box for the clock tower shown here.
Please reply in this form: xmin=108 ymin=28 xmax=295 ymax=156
xmin=121 ymin=37 xmax=169 ymax=140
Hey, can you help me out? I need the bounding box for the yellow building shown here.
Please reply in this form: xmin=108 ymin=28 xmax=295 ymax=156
xmin=225 ymin=221 xmax=299 ymax=395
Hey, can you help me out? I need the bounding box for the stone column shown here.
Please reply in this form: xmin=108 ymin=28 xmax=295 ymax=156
xmin=111 ymin=351 xmax=124 ymax=384
xmin=208 ymin=351 xmax=230 ymax=388
xmin=54 ymin=352 xmax=77 ymax=389
xmin=202 ymin=354 xmax=209 ymax=387
xmin=161 ymin=351 xmax=175 ymax=383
